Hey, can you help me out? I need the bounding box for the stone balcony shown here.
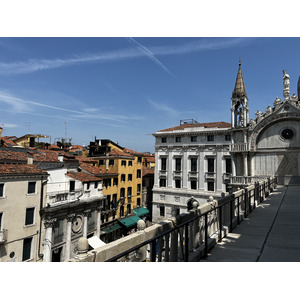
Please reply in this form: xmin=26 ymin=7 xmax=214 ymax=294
xmin=230 ymin=143 xmax=249 ymax=152
xmin=205 ymin=172 xmax=215 ymax=180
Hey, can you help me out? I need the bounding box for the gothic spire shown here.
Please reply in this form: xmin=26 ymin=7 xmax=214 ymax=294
xmin=232 ymin=58 xmax=247 ymax=99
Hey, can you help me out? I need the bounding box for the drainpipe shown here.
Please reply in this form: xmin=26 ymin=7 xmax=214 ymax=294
xmin=38 ymin=177 xmax=48 ymax=260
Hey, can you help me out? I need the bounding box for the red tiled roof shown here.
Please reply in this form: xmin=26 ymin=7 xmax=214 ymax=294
xmin=109 ymin=148 xmax=133 ymax=158
xmin=123 ymin=147 xmax=144 ymax=156
xmin=80 ymin=162 xmax=117 ymax=176
xmin=0 ymin=164 xmax=48 ymax=175
xmin=158 ymin=121 xmax=231 ymax=132
xmin=0 ymin=136 xmax=17 ymax=147
xmin=143 ymin=166 xmax=154 ymax=176
xmin=66 ymin=172 xmax=101 ymax=182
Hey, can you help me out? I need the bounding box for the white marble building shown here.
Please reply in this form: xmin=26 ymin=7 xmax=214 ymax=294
xmin=152 ymin=120 xmax=232 ymax=222
xmin=152 ymin=60 xmax=300 ymax=222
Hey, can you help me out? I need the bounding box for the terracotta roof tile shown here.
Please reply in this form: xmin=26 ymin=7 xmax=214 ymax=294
xmin=80 ymin=162 xmax=117 ymax=176
xmin=123 ymin=147 xmax=144 ymax=156
xmin=158 ymin=121 xmax=231 ymax=132
xmin=142 ymin=166 xmax=154 ymax=176
xmin=66 ymin=172 xmax=101 ymax=182
xmin=0 ymin=164 xmax=48 ymax=175
xmin=109 ymin=148 xmax=132 ymax=158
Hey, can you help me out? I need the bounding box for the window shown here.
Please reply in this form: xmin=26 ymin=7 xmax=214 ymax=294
xmin=161 ymin=137 xmax=167 ymax=143
xmin=137 ymin=198 xmax=141 ymax=206
xmin=127 ymin=204 xmax=131 ymax=215
xmin=98 ymin=160 xmax=104 ymax=166
xmin=109 ymin=159 xmax=114 ymax=166
xmin=191 ymin=180 xmax=197 ymax=190
xmin=127 ymin=187 xmax=132 ymax=198
xmin=137 ymin=169 xmax=141 ymax=178
xmin=25 ymin=207 xmax=35 ymax=226
xmin=86 ymin=182 xmax=90 ymax=190
xmin=120 ymin=205 xmax=124 ymax=217
xmin=160 ymin=206 xmax=165 ymax=217
xmin=191 ymin=157 xmax=197 ymax=172
xmin=0 ymin=212 xmax=3 ymax=230
xmin=226 ymin=158 xmax=232 ymax=173
xmin=175 ymin=158 xmax=181 ymax=171
xmin=88 ymin=211 xmax=95 ymax=231
xmin=113 ymin=178 xmax=118 ymax=186
xmin=120 ymin=188 xmax=125 ymax=198
xmin=175 ymin=179 xmax=181 ymax=188
xmin=121 ymin=160 xmax=126 ymax=166
xmin=94 ymin=182 xmax=98 ymax=189
xmin=128 ymin=174 xmax=132 ymax=181
xmin=161 ymin=157 xmax=167 ymax=171
xmin=207 ymin=158 xmax=215 ymax=173
xmin=138 ymin=157 xmax=142 ymax=163
xmin=137 ymin=184 xmax=141 ymax=194
xmin=207 ymin=181 xmax=214 ymax=191
xmin=69 ymin=180 xmax=75 ymax=192
xmin=207 ymin=135 xmax=214 ymax=141
xmin=175 ymin=136 xmax=181 ymax=143
xmin=159 ymin=178 xmax=166 ymax=187
xmin=22 ymin=237 xmax=32 ymax=261
xmin=121 ymin=174 xmax=126 ymax=182
xmin=128 ymin=161 xmax=133 ymax=167
xmin=112 ymin=194 xmax=117 ymax=207
xmin=225 ymin=134 xmax=231 ymax=141
xmin=0 ymin=183 xmax=4 ymax=197
xmin=191 ymin=136 xmax=197 ymax=142
xmin=27 ymin=182 xmax=36 ymax=194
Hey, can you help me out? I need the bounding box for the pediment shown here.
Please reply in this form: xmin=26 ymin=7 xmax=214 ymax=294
xmin=274 ymin=100 xmax=300 ymax=115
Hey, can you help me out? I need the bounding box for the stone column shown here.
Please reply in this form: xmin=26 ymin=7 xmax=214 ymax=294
xmin=199 ymin=149 xmax=205 ymax=191
xmin=231 ymin=108 xmax=235 ymax=128
xmin=96 ymin=207 xmax=102 ymax=237
xmin=243 ymin=154 xmax=248 ymax=176
xmin=231 ymin=154 xmax=236 ymax=176
xmin=250 ymin=154 xmax=255 ymax=176
xmin=182 ymin=150 xmax=188 ymax=189
xmin=65 ymin=214 xmax=75 ymax=261
xmin=82 ymin=209 xmax=91 ymax=238
xmin=154 ymin=151 xmax=159 ymax=188
xmin=43 ymin=218 xmax=56 ymax=262
xmin=167 ymin=151 xmax=173 ymax=188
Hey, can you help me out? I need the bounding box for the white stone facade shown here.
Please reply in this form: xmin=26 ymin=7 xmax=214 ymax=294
xmin=152 ymin=122 xmax=232 ymax=222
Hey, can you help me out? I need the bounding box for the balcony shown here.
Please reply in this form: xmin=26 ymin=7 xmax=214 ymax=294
xmin=230 ymin=143 xmax=249 ymax=152
xmin=188 ymin=171 xmax=198 ymax=179
xmin=47 ymin=189 xmax=82 ymax=205
xmin=0 ymin=229 xmax=8 ymax=244
xmin=159 ymin=170 xmax=167 ymax=177
xmin=230 ymin=176 xmax=263 ymax=186
xmin=205 ymin=172 xmax=215 ymax=180
xmin=222 ymin=173 xmax=231 ymax=181
xmin=173 ymin=170 xmax=182 ymax=178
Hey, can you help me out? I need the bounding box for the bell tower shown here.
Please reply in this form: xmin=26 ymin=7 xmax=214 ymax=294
xmin=231 ymin=59 xmax=249 ymax=128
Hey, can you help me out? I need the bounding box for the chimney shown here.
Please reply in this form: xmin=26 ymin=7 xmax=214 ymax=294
xmin=27 ymin=153 xmax=33 ymax=164
xmin=58 ymin=155 xmax=64 ymax=162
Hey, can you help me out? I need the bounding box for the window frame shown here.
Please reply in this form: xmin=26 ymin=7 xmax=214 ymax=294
xmin=207 ymin=135 xmax=214 ymax=142
xmin=0 ymin=183 xmax=4 ymax=198
xmin=22 ymin=237 xmax=33 ymax=261
xmin=27 ymin=181 xmax=37 ymax=195
xmin=191 ymin=136 xmax=197 ymax=142
xmin=25 ymin=207 xmax=35 ymax=226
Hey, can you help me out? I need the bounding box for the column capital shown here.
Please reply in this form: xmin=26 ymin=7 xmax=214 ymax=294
xmin=66 ymin=213 xmax=76 ymax=222
xmin=83 ymin=209 xmax=91 ymax=216
xmin=44 ymin=218 xmax=57 ymax=228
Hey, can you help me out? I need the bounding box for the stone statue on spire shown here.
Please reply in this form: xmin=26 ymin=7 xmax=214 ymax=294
xmin=283 ymin=70 xmax=290 ymax=100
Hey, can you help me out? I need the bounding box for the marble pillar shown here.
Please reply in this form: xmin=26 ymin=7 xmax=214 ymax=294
xmin=43 ymin=218 xmax=56 ymax=262
xmin=65 ymin=214 xmax=75 ymax=261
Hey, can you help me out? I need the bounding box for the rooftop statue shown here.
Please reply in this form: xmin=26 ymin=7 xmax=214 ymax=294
xmin=283 ymin=70 xmax=290 ymax=99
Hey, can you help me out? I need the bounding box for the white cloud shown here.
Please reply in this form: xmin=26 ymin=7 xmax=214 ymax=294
xmin=148 ymin=98 xmax=180 ymax=116
xmin=0 ymin=38 xmax=254 ymax=75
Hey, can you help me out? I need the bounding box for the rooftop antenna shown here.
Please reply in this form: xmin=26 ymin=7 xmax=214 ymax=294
xmin=64 ymin=121 xmax=67 ymax=139
xmin=23 ymin=122 xmax=31 ymax=134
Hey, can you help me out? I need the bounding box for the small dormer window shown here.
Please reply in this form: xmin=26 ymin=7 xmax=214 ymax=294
xmin=161 ymin=137 xmax=167 ymax=143
xmin=175 ymin=136 xmax=181 ymax=143
xmin=207 ymin=135 xmax=214 ymax=142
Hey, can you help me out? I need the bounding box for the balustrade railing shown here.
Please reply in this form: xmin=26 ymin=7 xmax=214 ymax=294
xmin=230 ymin=143 xmax=249 ymax=152
xmin=104 ymin=177 xmax=276 ymax=262
xmin=72 ymin=177 xmax=276 ymax=262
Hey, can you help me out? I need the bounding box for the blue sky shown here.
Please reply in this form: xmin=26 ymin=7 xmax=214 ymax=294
xmin=0 ymin=37 xmax=300 ymax=152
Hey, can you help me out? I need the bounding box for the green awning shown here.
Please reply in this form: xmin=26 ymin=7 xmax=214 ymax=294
xmin=118 ymin=215 xmax=142 ymax=228
xmin=133 ymin=207 xmax=150 ymax=217
xmin=102 ymin=223 xmax=121 ymax=234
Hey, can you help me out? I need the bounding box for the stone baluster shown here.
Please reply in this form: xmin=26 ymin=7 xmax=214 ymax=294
xmin=82 ymin=209 xmax=91 ymax=238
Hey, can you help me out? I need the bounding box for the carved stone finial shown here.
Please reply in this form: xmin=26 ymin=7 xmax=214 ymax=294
xmin=283 ymin=69 xmax=290 ymax=100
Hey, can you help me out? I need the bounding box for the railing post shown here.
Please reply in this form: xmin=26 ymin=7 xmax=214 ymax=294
xmin=184 ymin=224 xmax=189 ymax=262
xmin=204 ymin=213 xmax=208 ymax=258
xmin=230 ymin=195 xmax=233 ymax=232
xmin=165 ymin=234 xmax=170 ymax=262
xmin=170 ymin=209 xmax=178 ymax=262
xmin=237 ymin=196 xmax=240 ymax=225
xmin=150 ymin=240 xmax=156 ymax=262
xmin=219 ymin=206 xmax=222 ymax=242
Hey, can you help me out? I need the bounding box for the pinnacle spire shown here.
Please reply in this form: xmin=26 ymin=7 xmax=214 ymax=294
xmin=232 ymin=58 xmax=247 ymax=98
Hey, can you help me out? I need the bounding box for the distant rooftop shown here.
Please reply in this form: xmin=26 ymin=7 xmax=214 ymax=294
xmin=157 ymin=121 xmax=231 ymax=133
